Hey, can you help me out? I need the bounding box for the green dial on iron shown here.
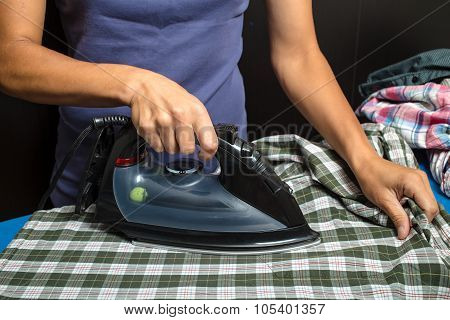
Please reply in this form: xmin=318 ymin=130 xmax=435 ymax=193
xmin=129 ymin=187 xmax=148 ymax=203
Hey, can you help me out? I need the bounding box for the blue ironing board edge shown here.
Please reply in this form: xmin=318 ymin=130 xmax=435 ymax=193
xmin=0 ymin=214 xmax=32 ymax=253
xmin=414 ymin=148 xmax=449 ymax=211
xmin=419 ymin=163 xmax=449 ymax=211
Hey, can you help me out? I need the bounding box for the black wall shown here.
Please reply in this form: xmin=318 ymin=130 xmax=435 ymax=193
xmin=1 ymin=0 xmax=449 ymax=219
xmin=241 ymin=0 xmax=450 ymax=137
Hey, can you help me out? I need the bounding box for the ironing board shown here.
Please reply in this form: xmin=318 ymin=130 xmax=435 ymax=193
xmin=0 ymin=215 xmax=32 ymax=254
xmin=0 ymin=124 xmax=449 ymax=299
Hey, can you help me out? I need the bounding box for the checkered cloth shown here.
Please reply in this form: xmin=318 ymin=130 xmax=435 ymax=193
xmin=0 ymin=124 xmax=449 ymax=299
xmin=357 ymin=81 xmax=450 ymax=150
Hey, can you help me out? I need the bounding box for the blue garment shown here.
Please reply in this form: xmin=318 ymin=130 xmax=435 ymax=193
xmin=358 ymin=49 xmax=450 ymax=98
xmin=51 ymin=0 xmax=249 ymax=206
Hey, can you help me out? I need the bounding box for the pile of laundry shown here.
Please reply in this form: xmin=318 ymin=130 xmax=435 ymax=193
xmin=356 ymin=49 xmax=450 ymax=197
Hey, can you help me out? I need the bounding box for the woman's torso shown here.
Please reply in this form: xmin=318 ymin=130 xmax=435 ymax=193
xmin=51 ymin=0 xmax=250 ymax=206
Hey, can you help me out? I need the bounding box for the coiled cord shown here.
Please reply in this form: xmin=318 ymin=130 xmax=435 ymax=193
xmin=93 ymin=115 xmax=130 ymax=129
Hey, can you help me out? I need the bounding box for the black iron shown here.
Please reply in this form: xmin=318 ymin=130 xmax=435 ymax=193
xmin=95 ymin=121 xmax=320 ymax=254
xmin=40 ymin=116 xmax=320 ymax=255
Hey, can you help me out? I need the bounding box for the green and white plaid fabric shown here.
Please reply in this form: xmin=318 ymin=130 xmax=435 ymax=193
xmin=0 ymin=123 xmax=449 ymax=299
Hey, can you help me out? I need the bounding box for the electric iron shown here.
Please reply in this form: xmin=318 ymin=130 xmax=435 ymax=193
xmin=40 ymin=116 xmax=320 ymax=255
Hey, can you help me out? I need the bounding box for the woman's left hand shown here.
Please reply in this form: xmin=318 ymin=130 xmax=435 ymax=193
xmin=353 ymin=156 xmax=439 ymax=240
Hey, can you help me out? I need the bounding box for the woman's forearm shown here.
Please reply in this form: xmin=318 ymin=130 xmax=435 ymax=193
xmin=272 ymin=47 xmax=379 ymax=171
xmin=0 ymin=39 xmax=136 ymax=107
xmin=0 ymin=38 xmax=219 ymax=157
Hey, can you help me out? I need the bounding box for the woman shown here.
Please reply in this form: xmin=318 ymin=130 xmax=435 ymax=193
xmin=0 ymin=0 xmax=439 ymax=239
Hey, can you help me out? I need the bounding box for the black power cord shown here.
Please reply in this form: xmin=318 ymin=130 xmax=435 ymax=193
xmin=38 ymin=115 xmax=130 ymax=211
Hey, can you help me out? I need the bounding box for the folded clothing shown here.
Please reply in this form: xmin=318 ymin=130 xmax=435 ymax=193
xmin=357 ymin=81 xmax=449 ymax=149
xmin=356 ymin=80 xmax=450 ymax=196
xmin=359 ymin=48 xmax=450 ymax=98
xmin=0 ymin=124 xmax=449 ymax=299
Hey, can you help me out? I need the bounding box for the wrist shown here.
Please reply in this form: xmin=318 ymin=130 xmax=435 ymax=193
xmin=117 ymin=65 xmax=143 ymax=106
xmin=345 ymin=146 xmax=380 ymax=176
xmin=98 ymin=64 xmax=148 ymax=106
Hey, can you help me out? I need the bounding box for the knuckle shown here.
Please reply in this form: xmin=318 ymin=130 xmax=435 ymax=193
xmin=156 ymin=113 xmax=173 ymax=127
xmin=203 ymin=142 xmax=218 ymax=154
xmin=417 ymin=170 xmax=427 ymax=178
xmin=139 ymin=123 xmax=156 ymax=135
xmin=413 ymin=171 xmax=423 ymax=182
xmin=422 ymin=202 xmax=433 ymax=213
xmin=171 ymin=106 xmax=186 ymax=119
xmin=425 ymin=202 xmax=439 ymax=217
xmin=191 ymin=101 xmax=207 ymax=114
xmin=403 ymin=172 xmax=421 ymax=185
xmin=146 ymin=138 xmax=163 ymax=152
xmin=373 ymin=193 xmax=390 ymax=207
xmin=177 ymin=125 xmax=193 ymax=137
xmin=194 ymin=102 xmax=205 ymax=110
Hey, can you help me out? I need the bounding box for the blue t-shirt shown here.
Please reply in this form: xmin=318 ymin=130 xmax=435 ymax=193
xmin=51 ymin=0 xmax=249 ymax=206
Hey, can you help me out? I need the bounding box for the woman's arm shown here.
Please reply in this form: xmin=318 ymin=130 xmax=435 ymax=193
xmin=266 ymin=0 xmax=376 ymax=170
xmin=266 ymin=0 xmax=438 ymax=239
xmin=0 ymin=0 xmax=135 ymax=106
xmin=0 ymin=0 xmax=217 ymax=157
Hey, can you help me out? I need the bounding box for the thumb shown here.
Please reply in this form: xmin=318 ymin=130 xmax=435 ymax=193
xmin=193 ymin=112 xmax=218 ymax=160
xmin=378 ymin=194 xmax=411 ymax=240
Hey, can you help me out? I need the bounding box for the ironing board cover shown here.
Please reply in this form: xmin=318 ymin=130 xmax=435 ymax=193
xmin=0 ymin=123 xmax=449 ymax=299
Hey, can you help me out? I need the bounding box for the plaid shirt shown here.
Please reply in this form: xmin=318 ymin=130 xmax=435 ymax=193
xmin=0 ymin=124 xmax=449 ymax=299
xmin=356 ymin=80 xmax=450 ymax=196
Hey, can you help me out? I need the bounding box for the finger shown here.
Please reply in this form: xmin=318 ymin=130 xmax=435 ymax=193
xmin=416 ymin=170 xmax=435 ymax=201
xmin=404 ymin=174 xmax=439 ymax=222
xmin=378 ymin=193 xmax=411 ymax=240
xmin=130 ymin=101 xmax=140 ymax=129
xmin=417 ymin=170 xmax=440 ymax=221
xmin=176 ymin=125 xmax=195 ymax=154
xmin=135 ymin=99 xmax=153 ymax=138
xmin=159 ymin=126 xmax=178 ymax=154
xmin=192 ymin=108 xmax=218 ymax=160
xmin=135 ymin=107 xmax=163 ymax=152
xmin=145 ymin=132 xmax=164 ymax=153
xmin=131 ymin=103 xmax=148 ymax=143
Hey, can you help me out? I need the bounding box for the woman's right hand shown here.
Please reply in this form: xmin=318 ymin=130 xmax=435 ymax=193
xmin=125 ymin=69 xmax=218 ymax=159
xmin=0 ymin=1 xmax=216 ymax=160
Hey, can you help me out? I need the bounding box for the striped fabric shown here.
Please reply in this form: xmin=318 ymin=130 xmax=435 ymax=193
xmin=0 ymin=124 xmax=449 ymax=299
xmin=356 ymin=80 xmax=450 ymax=196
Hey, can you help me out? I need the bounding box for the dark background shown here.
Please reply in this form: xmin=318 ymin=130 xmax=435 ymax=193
xmin=1 ymin=0 xmax=449 ymax=220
